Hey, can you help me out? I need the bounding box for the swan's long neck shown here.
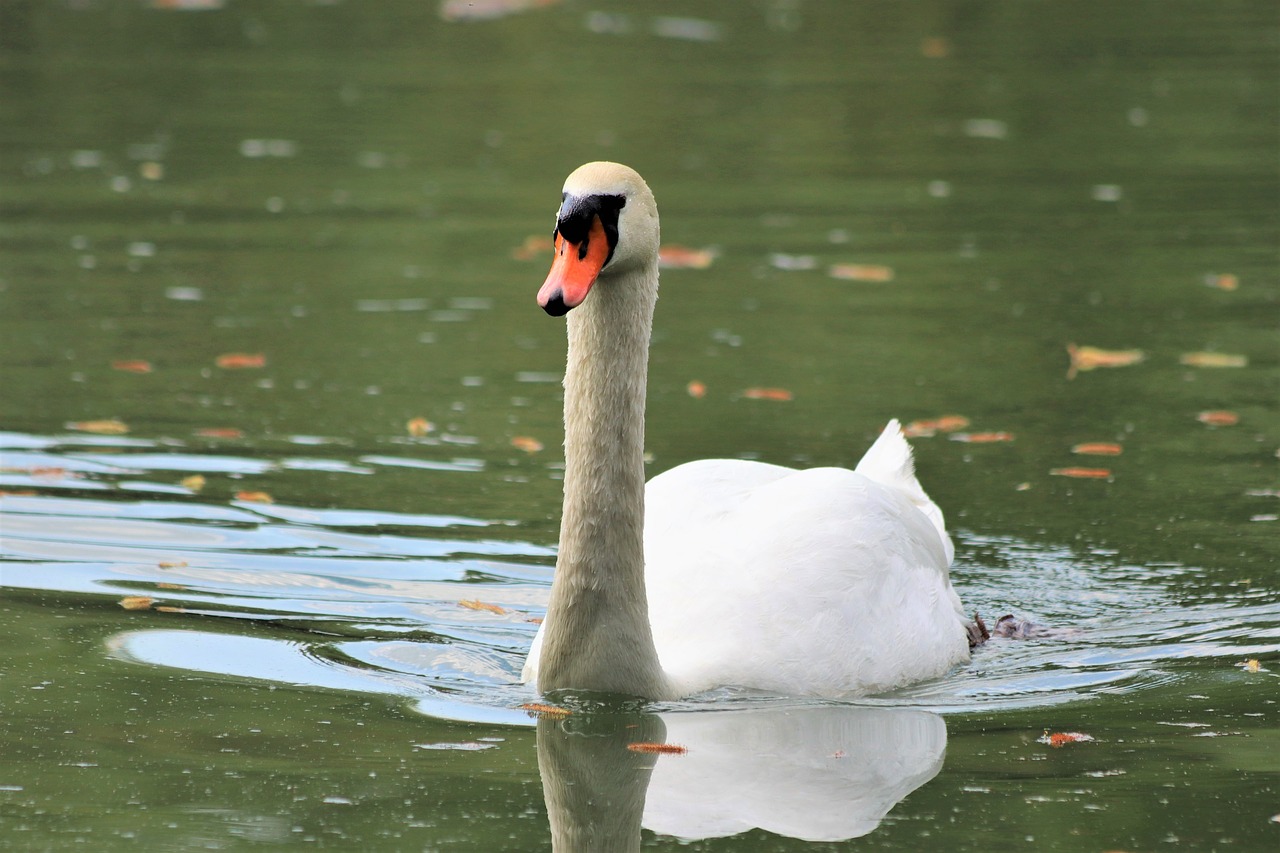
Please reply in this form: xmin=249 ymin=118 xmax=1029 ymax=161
xmin=537 ymin=263 xmax=669 ymax=699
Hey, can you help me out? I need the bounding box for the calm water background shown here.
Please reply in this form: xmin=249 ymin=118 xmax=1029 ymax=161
xmin=2 ymin=1 xmax=1278 ymax=850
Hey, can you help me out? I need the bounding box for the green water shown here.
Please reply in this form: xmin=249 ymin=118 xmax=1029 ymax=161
xmin=2 ymin=1 xmax=1277 ymax=850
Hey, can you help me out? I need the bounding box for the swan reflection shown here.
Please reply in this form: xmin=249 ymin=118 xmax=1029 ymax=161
xmin=538 ymin=704 xmax=946 ymax=850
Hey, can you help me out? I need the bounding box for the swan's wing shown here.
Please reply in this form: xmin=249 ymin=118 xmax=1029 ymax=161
xmin=854 ymin=419 xmax=953 ymax=565
xmin=644 ymin=460 xmax=968 ymax=697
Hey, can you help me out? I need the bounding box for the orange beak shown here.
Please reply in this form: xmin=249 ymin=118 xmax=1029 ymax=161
xmin=537 ymin=215 xmax=610 ymax=316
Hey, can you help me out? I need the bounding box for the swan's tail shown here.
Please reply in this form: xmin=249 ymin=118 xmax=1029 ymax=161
xmin=854 ymin=419 xmax=954 ymax=564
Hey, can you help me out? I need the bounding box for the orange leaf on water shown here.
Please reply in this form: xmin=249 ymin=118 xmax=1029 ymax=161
xmin=195 ymin=427 xmax=244 ymax=439
xmin=904 ymin=415 xmax=970 ymax=437
xmin=1238 ymin=659 xmax=1262 ymax=673
xmin=511 ymin=436 xmax=544 ymax=453
xmin=511 ymin=235 xmax=554 ymax=260
xmin=215 ymin=352 xmax=267 ymax=369
xmin=626 ymin=742 xmax=689 ymax=755
xmin=1072 ymin=442 xmax=1123 ymax=456
xmin=1040 ymin=731 xmax=1094 ymax=747
xmin=67 ymin=419 xmax=129 ymax=435
xmin=1050 ymin=467 xmax=1112 ymax=479
xmin=1180 ymin=351 xmax=1247 ymax=368
xmin=1197 ymin=410 xmax=1239 ymax=427
xmin=742 ymin=387 xmax=793 ymax=401
xmin=1066 ymin=344 xmax=1145 ymax=379
xmin=828 ymin=263 xmax=895 ymax=282
xmin=119 ymin=596 xmax=154 ymax=611
xmin=950 ymin=432 xmax=1015 ymax=443
xmin=1204 ymin=273 xmax=1238 ymax=291
xmin=459 ymin=599 xmax=506 ymax=615
xmin=920 ymin=36 xmax=951 ymax=58
xmin=406 ymin=417 xmax=434 ymax=437
xmin=659 ymin=245 xmax=717 ymax=269
xmin=520 ymin=702 xmax=571 ymax=719
xmin=686 ymin=380 xmax=706 ymax=399
xmin=235 ymin=490 xmax=273 ymax=503
xmin=111 ymin=359 xmax=153 ymax=374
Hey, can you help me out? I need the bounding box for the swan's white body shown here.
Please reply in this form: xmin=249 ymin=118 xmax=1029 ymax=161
xmin=523 ymin=162 xmax=971 ymax=700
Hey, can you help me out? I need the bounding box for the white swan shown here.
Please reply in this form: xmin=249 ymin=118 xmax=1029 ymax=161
xmin=522 ymin=162 xmax=972 ymax=700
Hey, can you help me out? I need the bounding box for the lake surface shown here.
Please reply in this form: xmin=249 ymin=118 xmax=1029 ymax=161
xmin=1 ymin=1 xmax=1277 ymax=850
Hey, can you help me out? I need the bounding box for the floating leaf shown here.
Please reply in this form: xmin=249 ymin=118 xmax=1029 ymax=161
xmin=920 ymin=36 xmax=950 ymax=58
xmin=1237 ymin=659 xmax=1263 ymax=673
xmin=406 ymin=417 xmax=434 ymax=437
xmin=1066 ymin=344 xmax=1145 ymax=379
xmin=626 ymin=742 xmax=689 ymax=755
xmin=1050 ymin=467 xmax=1112 ymax=479
xmin=520 ymin=702 xmax=572 ymax=719
xmin=154 ymin=605 xmax=187 ymax=613
xmin=1072 ymin=442 xmax=1123 ymax=456
xmin=950 ymin=432 xmax=1015 ymax=443
xmin=511 ymin=436 xmax=544 ymax=453
xmin=119 ymin=596 xmax=154 ymax=611
xmin=235 ymin=490 xmax=273 ymax=503
xmin=742 ymin=387 xmax=793 ymax=401
xmin=511 ymin=234 xmax=553 ymax=260
xmin=1204 ymin=273 xmax=1238 ymax=291
xmin=111 ymin=359 xmax=153 ymax=374
xmin=1180 ymin=351 xmax=1247 ymax=368
xmin=828 ymin=264 xmax=895 ymax=282
xmin=67 ymin=419 xmax=129 ymax=435
xmin=1039 ymin=731 xmax=1094 ymax=748
xmin=195 ymin=427 xmax=244 ymax=439
xmin=904 ymin=415 xmax=970 ymax=437
xmin=215 ymin=352 xmax=267 ymax=369
xmin=158 ymin=560 xmax=188 ymax=569
xmin=459 ymin=599 xmax=506 ymax=615
xmin=180 ymin=474 xmax=206 ymax=492
xmin=1197 ymin=410 xmax=1239 ymax=427
xmin=659 ymin=245 xmax=717 ymax=269
xmin=686 ymin=380 xmax=706 ymax=399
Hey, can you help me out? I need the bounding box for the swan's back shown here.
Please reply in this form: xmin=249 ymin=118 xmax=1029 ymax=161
xmin=642 ymin=420 xmax=968 ymax=698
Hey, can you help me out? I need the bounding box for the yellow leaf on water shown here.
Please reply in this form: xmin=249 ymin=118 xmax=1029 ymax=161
xmin=1197 ymin=410 xmax=1239 ymax=426
xmin=828 ymin=264 xmax=895 ymax=282
xmin=904 ymin=415 xmax=970 ymax=437
xmin=1050 ymin=467 xmax=1112 ymax=479
xmin=511 ymin=234 xmax=554 ymax=260
xmin=511 ymin=436 xmax=544 ymax=453
xmin=742 ymin=387 xmax=793 ymax=401
xmin=157 ymin=560 xmax=188 ymax=569
xmin=67 ymin=419 xmax=129 ymax=435
xmin=659 ymin=245 xmax=717 ymax=269
xmin=950 ymin=431 xmax=1015 ymax=444
xmin=1072 ymin=442 xmax=1124 ymax=456
xmin=1066 ymin=344 xmax=1145 ymax=379
xmin=1180 ymin=351 xmax=1248 ymax=368
xmin=215 ymin=352 xmax=266 ymax=369
xmin=119 ymin=596 xmax=154 ymax=611
xmin=520 ymin=702 xmax=571 ymax=718
xmin=180 ymin=475 xmax=206 ymax=492
xmin=1204 ymin=273 xmax=1238 ymax=291
xmin=459 ymin=599 xmax=506 ymax=615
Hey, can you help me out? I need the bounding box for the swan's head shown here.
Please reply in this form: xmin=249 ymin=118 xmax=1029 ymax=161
xmin=537 ymin=161 xmax=659 ymax=316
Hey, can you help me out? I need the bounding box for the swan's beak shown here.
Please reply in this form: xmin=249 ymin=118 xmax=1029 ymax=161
xmin=537 ymin=215 xmax=610 ymax=316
